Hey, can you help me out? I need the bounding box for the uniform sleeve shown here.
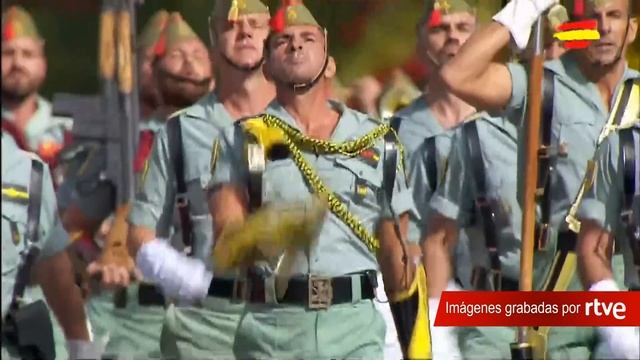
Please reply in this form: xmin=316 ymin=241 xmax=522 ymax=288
xmin=430 ymin=131 xmax=474 ymax=226
xmin=383 ymin=144 xmax=419 ymax=222
xmin=37 ymin=163 xmax=69 ymax=259
xmin=128 ymin=126 xmax=176 ymax=232
xmin=577 ymin=136 xmax=622 ymax=233
xmin=505 ymin=62 xmax=528 ymax=127
xmin=206 ymin=125 xmax=248 ymax=191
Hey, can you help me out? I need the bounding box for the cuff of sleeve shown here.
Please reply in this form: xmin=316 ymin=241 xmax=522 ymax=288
xmin=588 ymin=278 xmax=619 ymax=292
xmin=430 ymin=195 xmax=461 ymax=222
xmin=506 ymin=62 xmax=527 ymax=112
xmin=389 ymin=188 xmax=420 ymax=220
xmin=128 ymin=203 xmax=160 ymax=230
xmin=576 ymin=199 xmax=607 ymax=229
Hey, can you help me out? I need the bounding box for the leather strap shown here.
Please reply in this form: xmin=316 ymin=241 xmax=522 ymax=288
xmin=167 ymin=117 xmax=194 ymax=253
xmin=11 ymin=160 xmax=44 ymax=304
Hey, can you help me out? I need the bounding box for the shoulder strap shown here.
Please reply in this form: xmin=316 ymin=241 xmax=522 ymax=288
xmin=166 ymin=117 xmax=187 ymax=196
xmin=11 ymin=159 xmax=44 ymax=303
xmin=382 ymin=130 xmax=398 ymax=212
xmin=423 ymin=137 xmax=438 ymax=193
xmin=619 ymin=127 xmax=640 ymax=280
xmin=463 ymin=121 xmax=502 ymax=289
xmin=166 ymin=117 xmax=194 ymax=252
xmin=243 ymin=122 xmax=265 ymax=211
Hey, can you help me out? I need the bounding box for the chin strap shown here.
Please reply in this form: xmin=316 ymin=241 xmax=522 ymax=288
xmin=286 ymin=28 xmax=329 ymax=93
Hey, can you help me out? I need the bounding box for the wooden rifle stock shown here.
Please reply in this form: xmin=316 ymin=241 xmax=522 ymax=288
xmin=511 ymin=17 xmax=546 ymax=360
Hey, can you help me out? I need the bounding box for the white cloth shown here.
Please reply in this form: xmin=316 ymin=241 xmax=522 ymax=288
xmin=136 ymin=239 xmax=213 ymax=303
xmin=374 ymin=273 xmax=403 ymax=360
xmin=428 ymin=280 xmax=462 ymax=360
xmin=493 ymin=0 xmax=559 ymax=49
xmin=589 ymin=279 xmax=640 ymax=359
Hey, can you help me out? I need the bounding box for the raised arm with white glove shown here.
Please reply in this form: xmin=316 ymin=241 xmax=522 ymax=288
xmin=493 ymin=0 xmax=559 ymax=49
xmin=589 ymin=279 xmax=640 ymax=360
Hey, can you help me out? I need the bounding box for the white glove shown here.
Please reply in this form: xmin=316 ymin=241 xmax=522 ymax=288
xmin=428 ymin=280 xmax=462 ymax=360
xmin=493 ymin=0 xmax=559 ymax=49
xmin=136 ymin=239 xmax=213 ymax=303
xmin=589 ymin=279 xmax=640 ymax=360
xmin=66 ymin=339 xmax=105 ymax=360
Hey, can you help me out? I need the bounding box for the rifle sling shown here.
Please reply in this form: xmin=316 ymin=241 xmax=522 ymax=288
xmin=463 ymin=121 xmax=504 ymax=290
xmin=167 ymin=117 xmax=194 ymax=250
xmin=11 ymin=160 xmax=44 ymax=305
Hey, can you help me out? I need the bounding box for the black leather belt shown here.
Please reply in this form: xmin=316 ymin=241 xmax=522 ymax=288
xmin=208 ymin=271 xmax=377 ymax=309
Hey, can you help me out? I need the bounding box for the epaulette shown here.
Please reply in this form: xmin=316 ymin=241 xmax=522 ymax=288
xmin=167 ymin=108 xmax=187 ymax=120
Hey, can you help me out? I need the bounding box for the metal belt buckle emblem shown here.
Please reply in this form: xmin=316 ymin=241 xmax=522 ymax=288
xmin=308 ymin=276 xmax=332 ymax=309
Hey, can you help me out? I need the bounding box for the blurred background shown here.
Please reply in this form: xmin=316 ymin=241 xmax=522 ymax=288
xmin=2 ymin=0 xmax=638 ymax=98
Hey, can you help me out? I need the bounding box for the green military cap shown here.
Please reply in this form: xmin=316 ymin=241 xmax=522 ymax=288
xmin=212 ymin=0 xmax=270 ymax=21
xmin=138 ymin=10 xmax=170 ymax=52
xmin=270 ymin=0 xmax=321 ymax=33
xmin=419 ymin=0 xmax=476 ymax=27
xmin=154 ymin=12 xmax=202 ymax=57
xmin=2 ymin=6 xmax=42 ymax=42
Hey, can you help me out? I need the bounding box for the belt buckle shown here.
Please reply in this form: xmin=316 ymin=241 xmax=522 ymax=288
xmin=308 ymin=275 xmax=332 ymax=310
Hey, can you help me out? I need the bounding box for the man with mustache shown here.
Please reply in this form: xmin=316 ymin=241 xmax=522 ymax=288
xmin=84 ymin=13 xmax=213 ymax=359
xmin=204 ymin=1 xmax=428 ymax=358
xmin=439 ymin=0 xmax=638 ymax=357
xmin=1 ymin=6 xmax=71 ymax=166
xmin=121 ymin=1 xmax=274 ymax=358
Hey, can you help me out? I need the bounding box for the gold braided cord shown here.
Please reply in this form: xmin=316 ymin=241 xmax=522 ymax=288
xmin=255 ymin=114 xmax=393 ymax=253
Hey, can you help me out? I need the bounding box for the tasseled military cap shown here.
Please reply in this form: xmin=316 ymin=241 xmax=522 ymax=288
xmin=139 ymin=10 xmax=170 ymax=52
xmin=154 ymin=12 xmax=203 ymax=58
xmin=2 ymin=6 xmax=42 ymax=42
xmin=212 ymin=0 xmax=270 ymax=21
xmin=270 ymin=0 xmax=321 ymax=33
xmin=419 ymin=0 xmax=476 ymax=28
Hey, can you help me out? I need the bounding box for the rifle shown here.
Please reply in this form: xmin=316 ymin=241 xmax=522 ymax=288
xmin=510 ymin=16 xmax=546 ymax=360
xmin=53 ymin=0 xmax=143 ymax=294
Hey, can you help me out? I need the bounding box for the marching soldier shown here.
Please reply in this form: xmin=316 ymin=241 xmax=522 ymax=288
xmin=423 ymin=7 xmax=569 ymax=359
xmin=1 ymin=132 xmax=101 ymax=360
xmin=439 ymin=0 xmax=638 ymax=357
xmin=1 ymin=6 xmax=71 ymax=166
xmin=121 ymin=0 xmax=274 ymax=358
xmin=393 ymin=1 xmax=480 ymax=356
xmin=202 ymin=1 xmax=429 ymax=358
xmin=576 ymin=122 xmax=640 ymax=359
xmin=84 ymin=11 xmax=212 ymax=359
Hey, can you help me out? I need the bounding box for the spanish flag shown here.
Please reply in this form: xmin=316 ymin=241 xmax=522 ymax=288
xmin=553 ymin=19 xmax=600 ymax=49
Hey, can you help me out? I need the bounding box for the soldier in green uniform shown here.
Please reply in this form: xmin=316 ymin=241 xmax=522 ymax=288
xmin=203 ymin=2 xmax=430 ymax=358
xmin=423 ymin=8 xmax=569 ymax=358
xmin=576 ymin=123 xmax=640 ymax=359
xmin=393 ymin=1 xmax=479 ymax=356
xmin=1 ymin=6 xmax=71 ymax=166
xmin=121 ymin=1 xmax=275 ymax=358
xmin=84 ymin=12 xmax=212 ymax=360
xmin=1 ymin=132 xmax=101 ymax=360
xmin=439 ymin=0 xmax=638 ymax=357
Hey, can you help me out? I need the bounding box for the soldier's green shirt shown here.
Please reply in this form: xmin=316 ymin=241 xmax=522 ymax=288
xmin=129 ymin=92 xmax=234 ymax=264
xmin=430 ymin=115 xmax=522 ymax=281
xmin=577 ymin=125 xmax=640 ymax=288
xmin=208 ymin=101 xmax=417 ymax=277
xmin=395 ymin=96 xmax=454 ymax=243
xmin=1 ymin=133 xmax=69 ymax=318
xmin=506 ymin=53 xmax=639 ymax=232
xmin=1 ymin=96 xmax=72 ymax=151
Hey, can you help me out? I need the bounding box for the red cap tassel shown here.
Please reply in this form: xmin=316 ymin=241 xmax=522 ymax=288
xmin=270 ymin=7 xmax=286 ymax=33
xmin=3 ymin=21 xmax=15 ymax=41
xmin=574 ymin=0 xmax=584 ymax=17
xmin=428 ymin=10 xmax=442 ymax=28
xmin=154 ymin=33 xmax=167 ymax=58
